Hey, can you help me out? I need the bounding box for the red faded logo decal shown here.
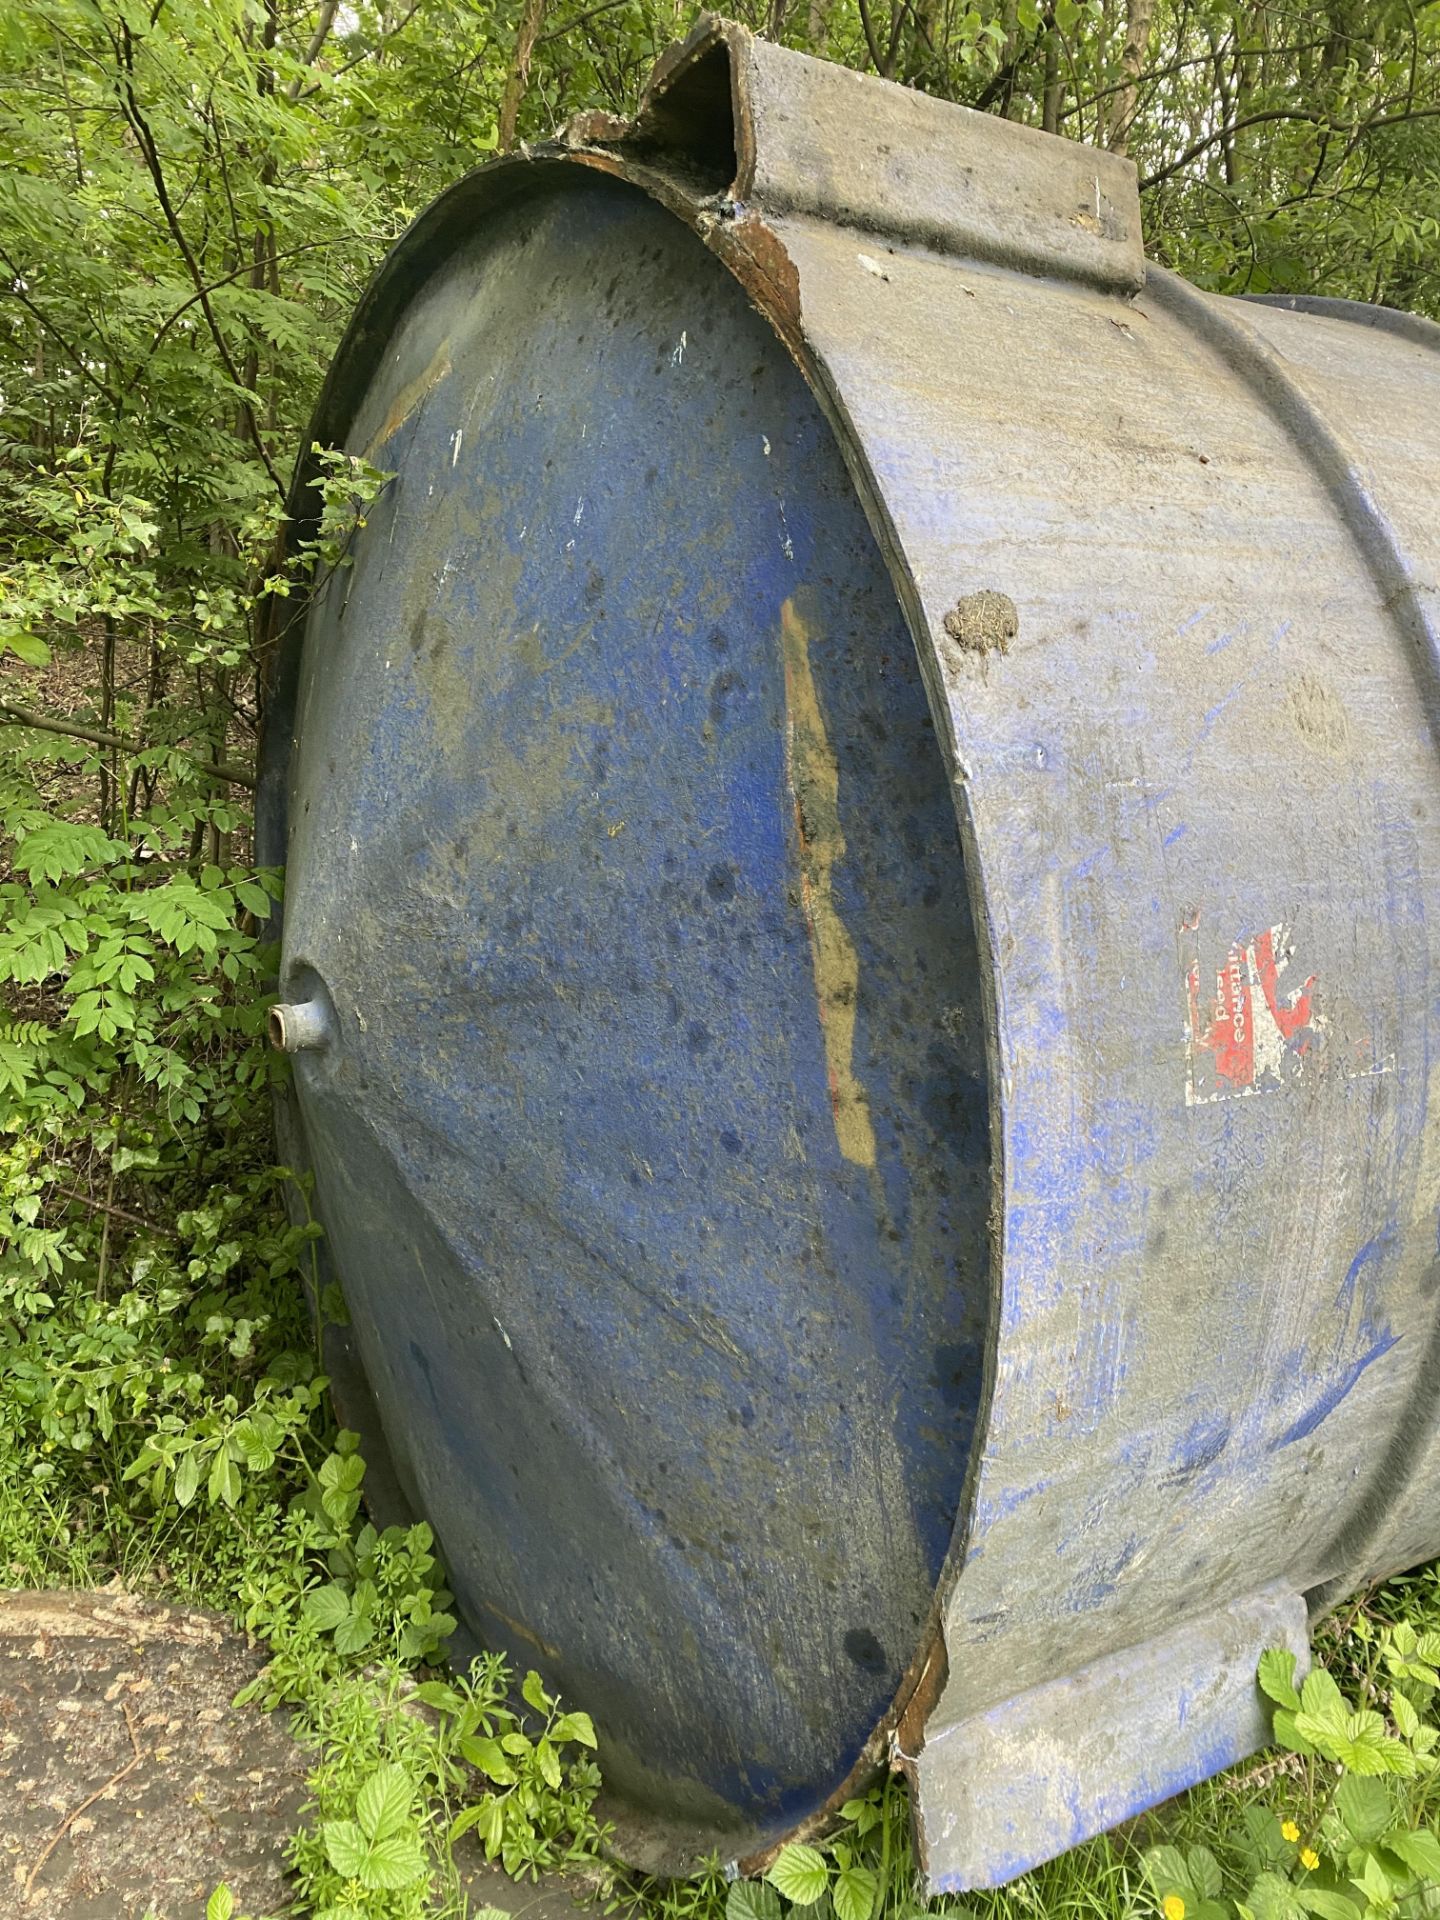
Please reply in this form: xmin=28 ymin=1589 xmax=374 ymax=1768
xmin=1185 ymin=920 xmax=1322 ymax=1103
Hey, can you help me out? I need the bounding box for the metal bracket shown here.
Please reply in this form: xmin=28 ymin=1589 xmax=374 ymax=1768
xmin=620 ymin=14 xmax=1144 ymax=292
xmin=909 ymin=1587 xmax=1309 ymax=1891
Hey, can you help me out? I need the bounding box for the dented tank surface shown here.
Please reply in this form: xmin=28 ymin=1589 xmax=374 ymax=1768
xmin=258 ymin=13 xmax=1440 ymax=1893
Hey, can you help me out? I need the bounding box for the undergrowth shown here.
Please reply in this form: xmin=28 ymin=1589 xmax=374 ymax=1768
xmin=4 ymin=3 xmax=1440 ymax=1917
xmin=4 ymin=459 xmax=1440 ymax=1920
xmin=5 ymin=760 xmax=1440 ymax=1920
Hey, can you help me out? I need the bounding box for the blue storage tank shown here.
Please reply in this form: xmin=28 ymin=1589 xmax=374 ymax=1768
xmin=259 ymin=15 xmax=1440 ymax=1890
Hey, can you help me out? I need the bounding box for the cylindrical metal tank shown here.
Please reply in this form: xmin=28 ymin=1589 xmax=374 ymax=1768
xmin=258 ymin=14 xmax=1440 ymax=1892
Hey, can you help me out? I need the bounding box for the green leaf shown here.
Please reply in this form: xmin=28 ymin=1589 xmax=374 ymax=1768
xmin=302 ymin=1583 xmax=353 ymax=1633
xmin=205 ymin=1888 xmax=234 ymax=1920
xmin=1274 ymin=1708 xmax=1311 ymax=1755
xmin=173 ymin=1447 xmax=200 ymax=1508
xmin=461 ymin=1735 xmax=517 ymax=1785
xmin=768 ymin=1844 xmax=830 ymax=1907
xmin=1143 ymin=1845 xmax=1195 ymax=1900
xmin=232 ymin=1420 xmax=276 ymax=1472
xmin=333 ymin=1608 xmax=374 ymax=1657
xmin=521 ymin=1668 xmax=551 ymax=1714
xmin=1331 ymin=1712 xmax=1417 ymax=1778
xmin=450 ymin=1793 xmax=505 ymax=1855
xmin=412 ymin=1680 xmax=460 ymax=1711
xmin=1336 ymin=1778 xmax=1393 ymax=1846
xmin=207 ymin=1449 xmax=240 ymax=1508
xmin=356 ymin=1763 xmax=414 ymax=1843
xmin=1293 ymin=1891 xmax=1362 ymax=1920
xmin=15 ymin=822 xmax=116 ymax=884
xmin=1300 ymin=1668 xmax=1349 ymax=1723
xmin=1382 ymin=1826 xmax=1440 ymax=1882
xmin=1390 ymin=1691 xmax=1420 ymax=1739
xmin=551 ymin=1710 xmax=597 ymax=1747
xmin=1351 ymin=1851 xmax=1396 ymax=1907
xmin=359 ymin=1829 xmax=427 ymax=1891
xmin=5 ymin=632 xmax=51 ymax=665
xmin=1260 ymin=1650 xmax=1303 ymax=1712
xmin=833 ymin=1863 xmax=878 ymax=1920
xmin=1248 ymin=1871 xmax=1306 ymax=1920
xmin=728 ymin=1881 xmax=784 ymax=1920
xmin=1188 ymin=1846 xmax=1223 ymax=1900
xmin=322 ymin=1818 xmax=368 ymax=1878
xmin=535 ymin=1737 xmax=561 ymax=1789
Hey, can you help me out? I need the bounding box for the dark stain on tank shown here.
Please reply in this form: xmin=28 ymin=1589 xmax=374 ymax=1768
xmin=708 ymin=668 xmax=742 ymax=729
xmin=930 ymin=1339 xmax=975 ymax=1411
xmin=843 ymin=1628 xmax=887 ymax=1674
xmin=705 ymin=862 xmax=737 ymax=902
xmin=686 ymin=1020 xmax=712 ymax=1055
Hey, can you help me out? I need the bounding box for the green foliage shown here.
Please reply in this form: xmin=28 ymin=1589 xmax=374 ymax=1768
xmin=285 ymin=1656 xmax=604 ymax=1918
xmin=2 ymin=4 xmax=1439 ymax=1919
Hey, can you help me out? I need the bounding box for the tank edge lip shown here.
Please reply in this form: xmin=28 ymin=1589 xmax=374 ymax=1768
xmin=255 ymin=138 xmax=1007 ymax=1870
xmin=1240 ymin=290 xmax=1440 ymax=352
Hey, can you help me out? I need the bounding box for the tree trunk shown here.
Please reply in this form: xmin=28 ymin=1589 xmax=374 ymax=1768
xmin=1107 ymin=0 xmax=1156 ymax=151
xmin=498 ymin=0 xmax=549 ymax=152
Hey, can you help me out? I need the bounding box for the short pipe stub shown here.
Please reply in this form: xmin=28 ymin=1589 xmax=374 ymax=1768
xmin=269 ymin=997 xmax=334 ymax=1054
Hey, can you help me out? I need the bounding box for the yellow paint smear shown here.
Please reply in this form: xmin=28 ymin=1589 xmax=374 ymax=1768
xmin=780 ymin=596 xmax=877 ymax=1169
xmin=363 ymin=338 xmax=453 ymax=461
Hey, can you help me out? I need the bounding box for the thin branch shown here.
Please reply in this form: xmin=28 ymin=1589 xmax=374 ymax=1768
xmin=1140 ymin=107 xmax=1327 ymax=189
xmin=537 ymin=0 xmax=628 ymax=47
xmin=285 ymin=0 xmax=339 ymax=100
xmin=54 ymin=1183 xmax=181 ymax=1242
xmin=24 ymin=1703 xmax=144 ymax=1900
xmin=299 ymin=1 xmax=423 ymax=95
xmin=0 ymin=253 xmax=125 ymax=412
xmin=0 ymin=701 xmax=257 ymax=790
xmin=1070 ymin=41 xmax=1217 ymax=117
xmin=1340 ymin=103 xmax=1440 ymax=162
xmin=113 ymin=18 xmax=286 ymax=498
xmin=1141 ymin=101 xmax=1440 ymax=191
xmin=855 ymin=0 xmax=889 ymax=77
xmin=146 ymin=238 xmax=333 ymax=355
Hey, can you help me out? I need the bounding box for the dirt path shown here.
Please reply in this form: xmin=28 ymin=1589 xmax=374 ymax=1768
xmin=0 ymin=1589 xmax=307 ymax=1917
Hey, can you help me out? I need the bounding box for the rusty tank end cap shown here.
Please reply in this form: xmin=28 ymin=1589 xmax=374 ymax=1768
xmin=564 ymin=14 xmax=1144 ymax=296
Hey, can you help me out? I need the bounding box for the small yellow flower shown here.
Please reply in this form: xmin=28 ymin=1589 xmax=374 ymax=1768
xmin=1300 ymin=1849 xmax=1320 ymax=1872
xmin=1281 ymin=1821 xmax=1300 ymax=1843
xmin=1162 ymin=1896 xmax=1186 ymax=1920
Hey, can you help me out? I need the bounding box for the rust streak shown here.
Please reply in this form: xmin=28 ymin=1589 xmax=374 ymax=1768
xmin=364 ymin=338 xmax=454 ymax=461
xmin=781 ymin=596 xmax=876 ymax=1169
xmin=481 ymin=1598 xmax=562 ymax=1661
